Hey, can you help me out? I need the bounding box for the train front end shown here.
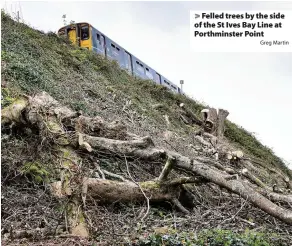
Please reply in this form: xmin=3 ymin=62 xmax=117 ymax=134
xmin=57 ymin=22 xmax=93 ymax=50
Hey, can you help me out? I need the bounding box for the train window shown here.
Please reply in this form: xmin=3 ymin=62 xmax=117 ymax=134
xmin=116 ymin=47 xmax=120 ymax=51
xmin=111 ymin=43 xmax=120 ymax=56
xmin=96 ymin=33 xmax=101 ymax=45
xmin=145 ymin=68 xmax=153 ymax=79
xmin=58 ymin=29 xmax=65 ymax=36
xmin=136 ymin=61 xmax=144 ymax=73
xmin=81 ymin=25 xmax=89 ymax=40
xmin=164 ymin=80 xmax=170 ymax=85
xmin=136 ymin=61 xmax=143 ymax=67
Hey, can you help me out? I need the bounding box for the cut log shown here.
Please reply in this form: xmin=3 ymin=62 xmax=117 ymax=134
xmin=82 ymin=134 xmax=166 ymax=160
xmin=82 ymin=177 xmax=195 ymax=213
xmin=241 ymin=168 xmax=266 ymax=189
xmin=82 ymin=178 xmax=177 ymax=203
xmin=227 ymin=150 xmax=244 ymax=160
xmin=253 ymin=184 xmax=292 ymax=204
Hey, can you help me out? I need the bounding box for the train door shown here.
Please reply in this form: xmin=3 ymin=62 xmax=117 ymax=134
xmin=103 ymin=35 xmax=107 ymax=56
xmin=125 ymin=51 xmax=133 ymax=75
xmin=79 ymin=24 xmax=92 ymax=50
xmin=96 ymin=33 xmax=106 ymax=55
xmin=155 ymin=73 xmax=161 ymax=84
xmin=68 ymin=28 xmax=77 ymax=45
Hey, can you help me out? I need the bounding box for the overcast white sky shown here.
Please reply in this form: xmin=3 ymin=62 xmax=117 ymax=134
xmin=2 ymin=1 xmax=292 ymax=167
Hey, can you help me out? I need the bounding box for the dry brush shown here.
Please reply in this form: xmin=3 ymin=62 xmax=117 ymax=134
xmin=2 ymin=91 xmax=292 ymax=239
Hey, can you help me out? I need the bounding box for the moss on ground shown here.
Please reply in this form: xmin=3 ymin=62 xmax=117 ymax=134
xmin=20 ymin=161 xmax=50 ymax=184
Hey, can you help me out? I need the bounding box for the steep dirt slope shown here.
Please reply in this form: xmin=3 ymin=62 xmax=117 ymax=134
xmin=1 ymin=12 xmax=292 ymax=245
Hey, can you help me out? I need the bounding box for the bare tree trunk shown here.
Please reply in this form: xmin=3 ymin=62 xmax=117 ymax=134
xmin=82 ymin=178 xmax=179 ymax=203
xmin=57 ymin=147 xmax=89 ymax=238
xmin=216 ymin=108 xmax=229 ymax=139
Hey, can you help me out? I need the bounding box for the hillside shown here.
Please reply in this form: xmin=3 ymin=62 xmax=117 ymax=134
xmin=1 ymin=12 xmax=292 ymax=245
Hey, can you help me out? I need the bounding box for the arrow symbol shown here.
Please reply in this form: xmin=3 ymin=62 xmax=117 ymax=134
xmin=194 ymin=14 xmax=200 ymax=19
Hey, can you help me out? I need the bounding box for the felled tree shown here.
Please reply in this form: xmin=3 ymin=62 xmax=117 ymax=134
xmin=2 ymin=92 xmax=292 ymax=239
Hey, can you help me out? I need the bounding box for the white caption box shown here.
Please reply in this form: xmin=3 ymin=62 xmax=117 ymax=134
xmin=190 ymin=10 xmax=292 ymax=52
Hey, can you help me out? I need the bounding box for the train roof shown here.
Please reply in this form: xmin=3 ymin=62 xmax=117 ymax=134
xmin=58 ymin=22 xmax=91 ymax=32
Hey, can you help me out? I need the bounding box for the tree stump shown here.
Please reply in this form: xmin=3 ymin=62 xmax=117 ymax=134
xmin=201 ymin=108 xmax=229 ymax=138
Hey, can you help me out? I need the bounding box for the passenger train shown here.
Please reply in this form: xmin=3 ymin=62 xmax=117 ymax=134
xmin=57 ymin=22 xmax=183 ymax=94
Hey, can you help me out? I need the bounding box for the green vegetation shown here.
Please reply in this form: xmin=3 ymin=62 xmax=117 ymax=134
xmin=1 ymin=11 xmax=289 ymax=176
xmin=225 ymin=121 xmax=289 ymax=175
xmin=20 ymin=161 xmax=50 ymax=184
xmin=129 ymin=228 xmax=284 ymax=246
xmin=1 ymin=87 xmax=15 ymax=107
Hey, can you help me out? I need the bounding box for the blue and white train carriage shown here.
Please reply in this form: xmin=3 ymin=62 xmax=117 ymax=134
xmin=58 ymin=22 xmax=182 ymax=94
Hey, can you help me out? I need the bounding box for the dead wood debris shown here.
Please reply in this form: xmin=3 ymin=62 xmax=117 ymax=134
xmin=2 ymin=91 xmax=292 ymax=242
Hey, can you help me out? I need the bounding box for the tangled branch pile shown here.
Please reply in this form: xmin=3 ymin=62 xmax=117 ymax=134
xmin=2 ymin=91 xmax=292 ymax=242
